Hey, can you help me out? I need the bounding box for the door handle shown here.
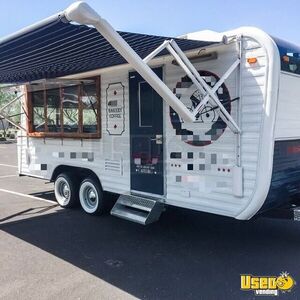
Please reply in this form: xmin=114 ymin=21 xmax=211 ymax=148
xmin=150 ymin=135 xmax=163 ymax=144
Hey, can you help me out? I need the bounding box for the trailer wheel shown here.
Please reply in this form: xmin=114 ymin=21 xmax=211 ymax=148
xmin=54 ymin=173 xmax=78 ymax=208
xmin=79 ymin=177 xmax=104 ymax=215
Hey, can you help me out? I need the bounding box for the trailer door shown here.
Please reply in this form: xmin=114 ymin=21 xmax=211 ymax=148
xmin=129 ymin=68 xmax=164 ymax=195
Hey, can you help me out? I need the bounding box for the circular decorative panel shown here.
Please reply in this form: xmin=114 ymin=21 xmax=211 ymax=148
xmin=170 ymin=70 xmax=231 ymax=146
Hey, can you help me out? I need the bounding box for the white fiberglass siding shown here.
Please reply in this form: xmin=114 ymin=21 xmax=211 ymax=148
xmin=99 ymin=71 xmax=130 ymax=192
xmin=164 ymin=38 xmax=267 ymax=217
xmin=18 ymin=70 xmax=131 ymax=195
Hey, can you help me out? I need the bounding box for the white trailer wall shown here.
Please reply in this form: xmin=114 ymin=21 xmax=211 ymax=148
xmin=18 ymin=36 xmax=269 ymax=218
xmin=164 ymin=39 xmax=268 ymax=217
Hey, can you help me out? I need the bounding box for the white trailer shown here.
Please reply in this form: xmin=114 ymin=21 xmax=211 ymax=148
xmin=1 ymin=1 xmax=300 ymax=224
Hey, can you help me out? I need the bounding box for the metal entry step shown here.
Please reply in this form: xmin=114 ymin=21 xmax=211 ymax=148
xmin=111 ymin=194 xmax=164 ymax=225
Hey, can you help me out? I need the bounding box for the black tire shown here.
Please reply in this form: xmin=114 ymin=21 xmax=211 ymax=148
xmin=54 ymin=172 xmax=79 ymax=208
xmin=79 ymin=177 xmax=105 ymax=215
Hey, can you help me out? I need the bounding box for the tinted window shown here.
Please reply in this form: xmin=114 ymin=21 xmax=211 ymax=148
xmin=274 ymin=37 xmax=300 ymax=75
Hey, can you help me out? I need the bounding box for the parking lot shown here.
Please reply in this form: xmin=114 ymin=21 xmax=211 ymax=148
xmin=0 ymin=143 xmax=299 ymax=299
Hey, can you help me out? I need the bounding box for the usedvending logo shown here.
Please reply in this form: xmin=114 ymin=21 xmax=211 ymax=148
xmin=241 ymin=272 xmax=296 ymax=296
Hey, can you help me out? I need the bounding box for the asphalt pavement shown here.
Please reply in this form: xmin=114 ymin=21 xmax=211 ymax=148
xmin=0 ymin=143 xmax=299 ymax=300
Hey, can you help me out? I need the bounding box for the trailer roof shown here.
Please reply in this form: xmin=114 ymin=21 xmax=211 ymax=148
xmin=0 ymin=15 xmax=213 ymax=84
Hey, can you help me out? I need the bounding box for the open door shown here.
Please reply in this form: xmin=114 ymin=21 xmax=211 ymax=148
xmin=129 ymin=68 xmax=164 ymax=195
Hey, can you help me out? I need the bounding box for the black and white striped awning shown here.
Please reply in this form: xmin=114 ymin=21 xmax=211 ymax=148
xmin=0 ymin=15 xmax=213 ymax=84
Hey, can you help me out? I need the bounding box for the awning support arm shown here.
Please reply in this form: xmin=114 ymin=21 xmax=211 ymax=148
xmin=144 ymin=38 xmax=241 ymax=133
xmin=64 ymin=1 xmax=241 ymax=134
xmin=64 ymin=2 xmax=194 ymax=123
xmin=191 ymin=59 xmax=240 ymax=118
xmin=0 ymin=112 xmax=25 ymax=131
xmin=0 ymin=93 xmax=26 ymax=131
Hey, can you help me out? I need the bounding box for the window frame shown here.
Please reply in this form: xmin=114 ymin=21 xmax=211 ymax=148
xmin=26 ymin=76 xmax=101 ymax=139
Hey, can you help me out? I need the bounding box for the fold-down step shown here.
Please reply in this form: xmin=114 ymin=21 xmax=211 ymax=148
xmin=111 ymin=194 xmax=165 ymax=225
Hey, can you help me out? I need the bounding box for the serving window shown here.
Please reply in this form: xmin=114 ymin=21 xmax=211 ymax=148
xmin=27 ymin=77 xmax=101 ymax=138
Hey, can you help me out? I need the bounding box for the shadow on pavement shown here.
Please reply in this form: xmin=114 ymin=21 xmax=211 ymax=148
xmin=1 ymin=203 xmax=300 ymax=299
xmin=29 ymin=190 xmax=56 ymax=201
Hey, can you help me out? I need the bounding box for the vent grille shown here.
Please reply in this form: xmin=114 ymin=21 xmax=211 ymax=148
xmin=104 ymin=159 xmax=122 ymax=175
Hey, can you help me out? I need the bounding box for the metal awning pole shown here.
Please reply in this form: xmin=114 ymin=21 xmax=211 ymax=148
xmin=0 ymin=92 xmax=26 ymax=131
xmin=169 ymin=40 xmax=241 ymax=133
xmin=64 ymin=1 xmax=241 ymax=134
xmin=64 ymin=1 xmax=194 ymax=122
xmin=165 ymin=43 xmax=207 ymax=95
xmin=137 ymin=37 xmax=241 ymax=133
xmin=143 ymin=40 xmax=171 ymax=64
xmin=0 ymin=112 xmax=24 ymax=131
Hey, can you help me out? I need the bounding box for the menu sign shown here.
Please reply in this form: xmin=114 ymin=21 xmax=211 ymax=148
xmin=106 ymin=82 xmax=125 ymax=135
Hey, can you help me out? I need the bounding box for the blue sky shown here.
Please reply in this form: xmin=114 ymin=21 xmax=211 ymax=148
xmin=0 ymin=0 xmax=300 ymax=44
